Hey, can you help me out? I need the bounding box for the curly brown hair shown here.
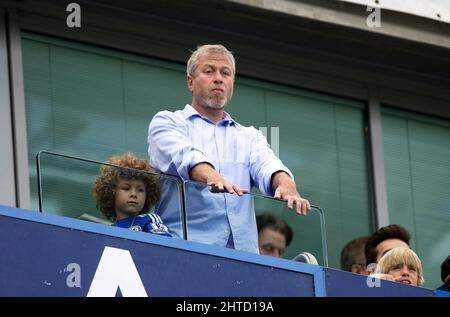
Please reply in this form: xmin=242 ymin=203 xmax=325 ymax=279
xmin=92 ymin=153 xmax=160 ymax=221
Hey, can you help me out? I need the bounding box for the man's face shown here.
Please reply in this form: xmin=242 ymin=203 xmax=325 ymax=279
xmin=258 ymin=227 xmax=287 ymax=258
xmin=376 ymin=238 xmax=409 ymax=262
xmin=187 ymin=54 xmax=234 ymax=110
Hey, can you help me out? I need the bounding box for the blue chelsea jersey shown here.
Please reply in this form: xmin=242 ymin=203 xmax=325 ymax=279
xmin=113 ymin=213 xmax=172 ymax=237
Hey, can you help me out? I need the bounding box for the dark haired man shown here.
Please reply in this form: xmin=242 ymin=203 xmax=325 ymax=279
xmin=340 ymin=236 xmax=370 ymax=275
xmin=365 ymin=224 xmax=411 ymax=267
xmin=257 ymin=213 xmax=293 ymax=258
xmin=437 ymin=255 xmax=450 ymax=292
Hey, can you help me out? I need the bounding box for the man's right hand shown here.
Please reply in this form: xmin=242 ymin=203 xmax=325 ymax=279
xmin=190 ymin=163 xmax=248 ymax=195
xmin=207 ymin=178 xmax=248 ymax=195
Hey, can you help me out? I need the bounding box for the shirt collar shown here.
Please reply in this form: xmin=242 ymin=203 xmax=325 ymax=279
xmin=183 ymin=104 xmax=238 ymax=127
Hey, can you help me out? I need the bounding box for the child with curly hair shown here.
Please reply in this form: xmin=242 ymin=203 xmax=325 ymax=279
xmin=92 ymin=152 xmax=171 ymax=237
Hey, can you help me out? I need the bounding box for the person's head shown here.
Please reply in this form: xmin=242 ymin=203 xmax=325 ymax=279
xmin=440 ymin=255 xmax=450 ymax=284
xmin=340 ymin=236 xmax=370 ymax=275
xmin=187 ymin=44 xmax=235 ymax=111
xmin=92 ymin=153 xmax=160 ymax=221
xmin=256 ymin=213 xmax=293 ymax=258
xmin=365 ymin=224 xmax=411 ymax=266
xmin=378 ymin=247 xmax=424 ymax=286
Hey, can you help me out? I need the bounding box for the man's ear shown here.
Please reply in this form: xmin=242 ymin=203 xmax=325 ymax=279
xmin=351 ymin=264 xmax=364 ymax=274
xmin=187 ymin=75 xmax=193 ymax=93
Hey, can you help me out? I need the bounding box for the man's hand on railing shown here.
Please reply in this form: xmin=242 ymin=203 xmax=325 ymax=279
xmin=190 ymin=162 xmax=249 ymax=195
xmin=272 ymin=171 xmax=311 ymax=216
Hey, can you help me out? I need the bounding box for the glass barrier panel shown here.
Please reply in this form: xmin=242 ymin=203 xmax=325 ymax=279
xmin=182 ymin=179 xmax=328 ymax=266
xmin=36 ymin=151 xmax=185 ymax=239
xmin=253 ymin=191 xmax=328 ymax=267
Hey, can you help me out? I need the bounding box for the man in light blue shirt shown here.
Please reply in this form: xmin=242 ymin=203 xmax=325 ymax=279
xmin=148 ymin=44 xmax=310 ymax=253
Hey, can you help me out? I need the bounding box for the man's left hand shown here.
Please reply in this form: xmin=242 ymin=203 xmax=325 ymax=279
xmin=272 ymin=172 xmax=311 ymax=215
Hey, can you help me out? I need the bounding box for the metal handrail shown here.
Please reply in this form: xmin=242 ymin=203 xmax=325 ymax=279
xmin=36 ymin=150 xmax=328 ymax=265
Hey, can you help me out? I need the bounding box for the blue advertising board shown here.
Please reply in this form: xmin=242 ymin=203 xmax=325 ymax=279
xmin=0 ymin=205 xmax=322 ymax=296
xmin=0 ymin=205 xmax=439 ymax=297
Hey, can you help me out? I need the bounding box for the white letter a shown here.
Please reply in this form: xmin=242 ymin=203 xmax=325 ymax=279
xmin=366 ymin=6 xmax=381 ymax=28
xmin=87 ymin=246 xmax=148 ymax=297
xmin=66 ymin=3 xmax=81 ymax=28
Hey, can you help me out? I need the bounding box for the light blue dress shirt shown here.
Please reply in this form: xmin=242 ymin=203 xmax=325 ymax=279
xmin=148 ymin=104 xmax=293 ymax=253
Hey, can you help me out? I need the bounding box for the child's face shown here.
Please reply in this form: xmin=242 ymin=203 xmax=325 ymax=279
xmin=388 ymin=263 xmax=419 ymax=286
xmin=114 ymin=177 xmax=146 ymax=220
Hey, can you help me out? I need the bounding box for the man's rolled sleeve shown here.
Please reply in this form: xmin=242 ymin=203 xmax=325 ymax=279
xmin=258 ymin=163 xmax=294 ymax=197
xmin=176 ymin=150 xmax=213 ymax=181
xmin=149 ymin=111 xmax=213 ymax=181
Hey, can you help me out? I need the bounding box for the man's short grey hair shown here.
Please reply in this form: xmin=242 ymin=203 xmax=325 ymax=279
xmin=187 ymin=44 xmax=235 ymax=77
